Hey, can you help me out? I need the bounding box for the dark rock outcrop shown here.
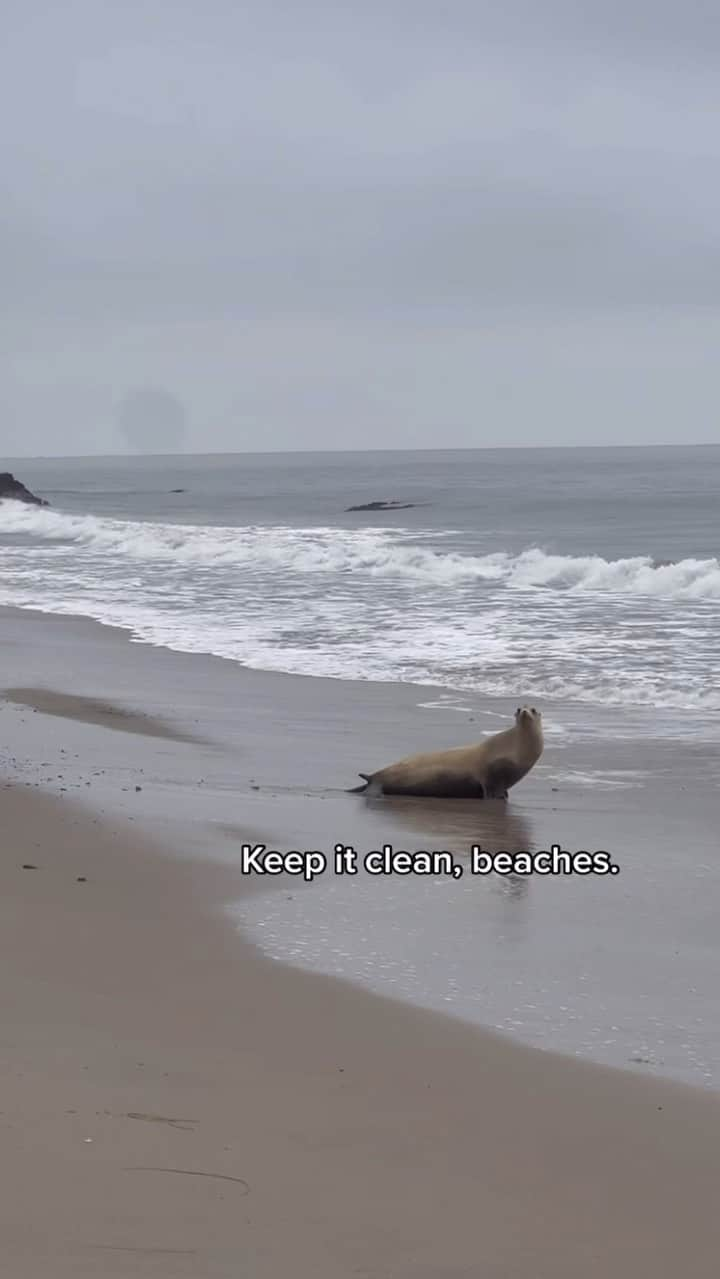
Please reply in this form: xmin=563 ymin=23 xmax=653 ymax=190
xmin=346 ymin=499 xmax=420 ymax=512
xmin=0 ymin=473 xmax=48 ymax=506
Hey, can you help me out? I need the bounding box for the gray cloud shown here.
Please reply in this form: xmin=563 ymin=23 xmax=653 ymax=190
xmin=2 ymin=0 xmax=719 ymax=454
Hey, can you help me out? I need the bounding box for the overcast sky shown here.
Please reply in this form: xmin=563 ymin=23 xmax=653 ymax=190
xmin=2 ymin=0 xmax=719 ymax=455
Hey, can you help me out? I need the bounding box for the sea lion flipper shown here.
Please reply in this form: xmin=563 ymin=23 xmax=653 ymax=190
xmin=347 ymin=772 xmax=372 ymax=794
xmin=484 ymin=758 xmax=523 ymax=798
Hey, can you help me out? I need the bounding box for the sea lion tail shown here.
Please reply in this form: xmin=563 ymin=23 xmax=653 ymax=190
xmin=347 ymin=773 xmax=372 ymax=794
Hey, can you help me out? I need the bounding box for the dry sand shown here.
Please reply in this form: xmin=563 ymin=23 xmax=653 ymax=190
xmin=3 ymin=776 xmax=720 ymax=1278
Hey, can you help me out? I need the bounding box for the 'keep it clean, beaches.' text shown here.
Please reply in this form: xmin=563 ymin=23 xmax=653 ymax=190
xmin=239 ymin=843 xmax=620 ymax=881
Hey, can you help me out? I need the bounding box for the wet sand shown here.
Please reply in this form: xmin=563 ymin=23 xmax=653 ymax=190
xmin=2 ymin=606 xmax=720 ymax=1275
xmin=3 ymin=686 xmax=203 ymax=742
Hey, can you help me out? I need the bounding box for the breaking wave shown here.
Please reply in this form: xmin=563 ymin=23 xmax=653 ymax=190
xmin=1 ymin=502 xmax=719 ymax=599
xmin=2 ymin=500 xmax=719 ymax=718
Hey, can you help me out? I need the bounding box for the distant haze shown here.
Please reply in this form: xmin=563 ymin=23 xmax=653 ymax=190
xmin=2 ymin=1 xmax=720 ymax=456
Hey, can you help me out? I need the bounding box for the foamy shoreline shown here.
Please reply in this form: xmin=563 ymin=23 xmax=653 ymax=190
xmin=2 ymin=492 xmax=720 ymax=716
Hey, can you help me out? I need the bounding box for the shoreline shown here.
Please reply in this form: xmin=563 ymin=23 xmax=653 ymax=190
xmin=2 ymin=600 xmax=718 ymax=748
xmin=2 ymin=602 xmax=720 ymax=1090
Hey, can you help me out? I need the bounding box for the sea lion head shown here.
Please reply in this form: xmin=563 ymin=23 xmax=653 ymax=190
xmin=515 ymin=705 xmax=542 ymax=728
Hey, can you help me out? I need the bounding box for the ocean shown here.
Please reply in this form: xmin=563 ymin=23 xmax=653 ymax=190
xmin=2 ymin=446 xmax=719 ymax=726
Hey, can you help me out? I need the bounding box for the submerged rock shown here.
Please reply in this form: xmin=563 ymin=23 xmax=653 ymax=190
xmin=346 ymin=499 xmax=420 ymax=512
xmin=0 ymin=472 xmax=48 ymax=506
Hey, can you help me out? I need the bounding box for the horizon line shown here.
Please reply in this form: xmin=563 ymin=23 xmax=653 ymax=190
xmin=3 ymin=441 xmax=719 ymax=462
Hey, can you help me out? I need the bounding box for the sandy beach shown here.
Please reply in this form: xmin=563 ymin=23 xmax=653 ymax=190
xmin=2 ymin=606 xmax=720 ymax=1276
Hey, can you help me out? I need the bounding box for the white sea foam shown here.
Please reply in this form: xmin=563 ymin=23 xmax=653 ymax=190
xmin=2 ymin=501 xmax=719 ymax=719
xmin=2 ymin=502 xmax=720 ymax=599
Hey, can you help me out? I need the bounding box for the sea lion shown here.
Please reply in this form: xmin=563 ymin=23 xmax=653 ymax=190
xmin=349 ymin=706 xmax=543 ymax=798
